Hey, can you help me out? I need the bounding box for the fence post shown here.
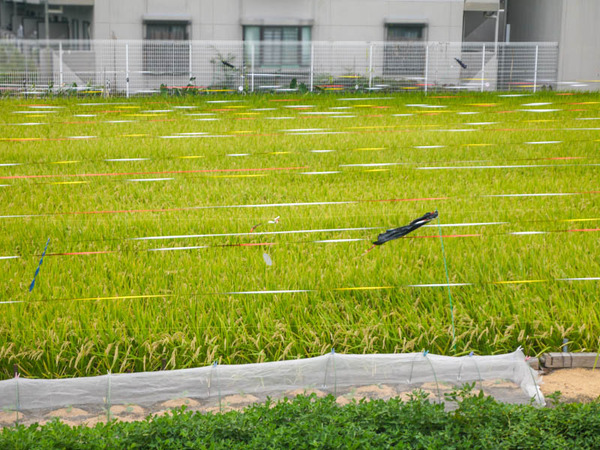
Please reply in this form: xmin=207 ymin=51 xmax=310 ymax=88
xmin=480 ymin=44 xmax=485 ymax=92
xmin=24 ymin=43 xmax=28 ymax=89
xmin=188 ymin=41 xmax=193 ymax=84
xmin=368 ymin=43 xmax=374 ymax=89
xmin=172 ymin=42 xmax=175 ymax=92
xmin=533 ymin=45 xmax=539 ymax=93
xmin=251 ymin=43 xmax=255 ymax=92
xmin=309 ymin=43 xmax=314 ymax=92
xmin=125 ymin=43 xmax=130 ymax=98
xmin=424 ymin=44 xmax=429 ymax=94
xmin=59 ymin=41 xmax=63 ymax=88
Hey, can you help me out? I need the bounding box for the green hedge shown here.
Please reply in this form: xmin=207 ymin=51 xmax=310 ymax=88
xmin=1 ymin=389 xmax=600 ymax=449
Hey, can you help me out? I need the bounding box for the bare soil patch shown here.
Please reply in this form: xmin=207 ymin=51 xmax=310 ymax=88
xmin=161 ymin=398 xmax=200 ymax=408
xmin=46 ymin=408 xmax=89 ymax=418
xmin=541 ymin=368 xmax=600 ymax=402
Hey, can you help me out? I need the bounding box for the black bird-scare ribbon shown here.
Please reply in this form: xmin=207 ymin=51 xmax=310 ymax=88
xmin=363 ymin=210 xmax=439 ymax=254
xmin=454 ymin=58 xmax=467 ymax=69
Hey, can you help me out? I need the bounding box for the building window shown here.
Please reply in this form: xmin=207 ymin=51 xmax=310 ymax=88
xmin=244 ymin=26 xmax=311 ymax=67
xmin=384 ymin=24 xmax=426 ymax=77
xmin=143 ymin=21 xmax=190 ymax=76
xmin=145 ymin=22 xmax=188 ymax=40
xmin=386 ymin=24 xmax=425 ymax=42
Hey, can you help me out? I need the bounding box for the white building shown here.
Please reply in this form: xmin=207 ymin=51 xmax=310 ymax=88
xmin=0 ymin=0 xmax=598 ymax=90
xmin=0 ymin=0 xmax=506 ymax=45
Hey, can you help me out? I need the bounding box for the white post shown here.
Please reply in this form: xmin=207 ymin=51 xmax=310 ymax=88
xmin=533 ymin=45 xmax=539 ymax=93
xmin=125 ymin=43 xmax=130 ymax=98
xmin=494 ymin=10 xmax=500 ymax=55
xmin=188 ymin=42 xmax=193 ymax=83
xmin=251 ymin=43 xmax=255 ymax=92
xmin=481 ymin=44 xmax=486 ymax=92
xmin=368 ymin=44 xmax=374 ymax=89
xmin=59 ymin=41 xmax=63 ymax=88
xmin=172 ymin=42 xmax=175 ymax=90
xmin=424 ymin=44 xmax=429 ymax=94
xmin=309 ymin=43 xmax=314 ymax=92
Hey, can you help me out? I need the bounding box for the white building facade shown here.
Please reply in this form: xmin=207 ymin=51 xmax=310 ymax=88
xmin=0 ymin=0 xmax=598 ymax=91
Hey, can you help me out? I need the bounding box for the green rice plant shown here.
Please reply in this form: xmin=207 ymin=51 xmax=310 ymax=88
xmin=0 ymin=91 xmax=599 ymax=378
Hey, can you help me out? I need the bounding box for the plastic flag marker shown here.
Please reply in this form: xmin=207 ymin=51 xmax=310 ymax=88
xmin=263 ymin=253 xmax=273 ymax=266
xmin=29 ymin=238 xmax=50 ymax=292
xmin=251 ymin=216 xmax=280 ymax=233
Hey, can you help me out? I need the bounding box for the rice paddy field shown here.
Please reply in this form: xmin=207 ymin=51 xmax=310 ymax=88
xmin=0 ymin=92 xmax=599 ymax=380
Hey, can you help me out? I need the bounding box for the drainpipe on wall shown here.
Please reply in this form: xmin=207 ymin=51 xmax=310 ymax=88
xmin=44 ymin=0 xmax=49 ymax=46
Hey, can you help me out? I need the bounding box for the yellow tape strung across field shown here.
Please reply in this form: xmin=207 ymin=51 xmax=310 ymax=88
xmin=50 ymin=181 xmax=89 ymax=185
xmin=3 ymin=132 xmax=600 ymax=169
xmin=6 ymin=277 xmax=599 ymax=305
xmin=70 ymin=294 xmax=172 ymax=302
xmin=333 ymin=286 xmax=394 ymax=291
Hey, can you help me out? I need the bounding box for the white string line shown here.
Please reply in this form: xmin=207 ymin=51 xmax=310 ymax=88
xmin=3 ymin=219 xmax=595 ymax=259
xmin=131 ymin=226 xmax=383 ymax=241
xmin=0 ymin=190 xmax=597 ymax=220
xmin=2 ymin=131 xmax=599 ymax=167
xmin=132 ymin=222 xmax=509 ymax=242
xmin=417 ymin=163 xmax=600 ymax=170
xmin=3 ymin=277 xmax=599 ymax=305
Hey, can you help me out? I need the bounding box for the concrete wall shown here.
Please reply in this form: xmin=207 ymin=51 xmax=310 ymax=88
xmin=506 ymin=0 xmax=562 ymax=42
xmin=557 ymin=0 xmax=600 ymax=87
xmin=507 ymin=0 xmax=600 ymax=90
xmin=94 ymin=0 xmax=464 ymax=42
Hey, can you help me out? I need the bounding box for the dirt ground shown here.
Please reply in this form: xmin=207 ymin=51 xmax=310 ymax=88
xmin=0 ymin=380 xmax=528 ymax=428
xmin=1 ymin=372 xmax=598 ymax=428
xmin=540 ymin=368 xmax=600 ymax=403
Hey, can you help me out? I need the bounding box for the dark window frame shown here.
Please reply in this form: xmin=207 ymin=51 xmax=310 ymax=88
xmin=244 ymin=25 xmax=311 ymax=68
xmin=386 ymin=24 xmax=426 ymax=42
xmin=142 ymin=20 xmax=190 ymax=76
xmin=384 ymin=23 xmax=427 ymax=77
xmin=144 ymin=21 xmax=189 ymax=41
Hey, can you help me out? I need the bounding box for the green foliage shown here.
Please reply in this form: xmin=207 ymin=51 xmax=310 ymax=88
xmin=0 ymin=92 xmax=599 ymax=378
xmin=1 ymin=394 xmax=600 ymax=449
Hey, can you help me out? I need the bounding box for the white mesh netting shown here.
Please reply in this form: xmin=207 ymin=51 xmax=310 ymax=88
xmin=0 ymin=349 xmax=543 ymax=427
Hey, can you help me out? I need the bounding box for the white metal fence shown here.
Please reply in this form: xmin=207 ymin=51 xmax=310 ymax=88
xmin=0 ymin=40 xmax=558 ymax=96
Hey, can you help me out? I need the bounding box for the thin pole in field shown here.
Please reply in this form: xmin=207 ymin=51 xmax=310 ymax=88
xmin=125 ymin=43 xmax=129 ymax=98
xmin=424 ymin=44 xmax=429 ymax=94
xmin=368 ymin=43 xmax=373 ymax=89
xmin=59 ymin=41 xmax=63 ymax=88
xmin=436 ymin=210 xmax=456 ymax=350
xmin=309 ymin=43 xmax=314 ymax=92
xmin=533 ymin=45 xmax=539 ymax=93
xmin=251 ymin=43 xmax=255 ymax=92
xmin=188 ymin=41 xmax=193 ymax=83
xmin=481 ymin=44 xmax=485 ymax=92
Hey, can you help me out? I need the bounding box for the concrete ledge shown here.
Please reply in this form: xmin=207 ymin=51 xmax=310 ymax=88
xmin=541 ymin=353 xmax=600 ymax=369
xmin=526 ymin=357 xmax=539 ymax=370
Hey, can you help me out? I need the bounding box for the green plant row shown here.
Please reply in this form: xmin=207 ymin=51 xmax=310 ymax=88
xmin=1 ymin=389 xmax=600 ymax=449
xmin=1 ymin=92 xmax=600 ymax=378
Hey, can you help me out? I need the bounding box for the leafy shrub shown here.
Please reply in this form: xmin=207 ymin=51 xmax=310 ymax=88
xmin=1 ymin=390 xmax=600 ymax=449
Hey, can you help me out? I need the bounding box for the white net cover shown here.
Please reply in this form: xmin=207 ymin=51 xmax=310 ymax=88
xmin=0 ymin=349 xmax=543 ymax=427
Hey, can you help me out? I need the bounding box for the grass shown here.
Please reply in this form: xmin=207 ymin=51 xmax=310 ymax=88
xmin=0 ymin=91 xmax=599 ymax=379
